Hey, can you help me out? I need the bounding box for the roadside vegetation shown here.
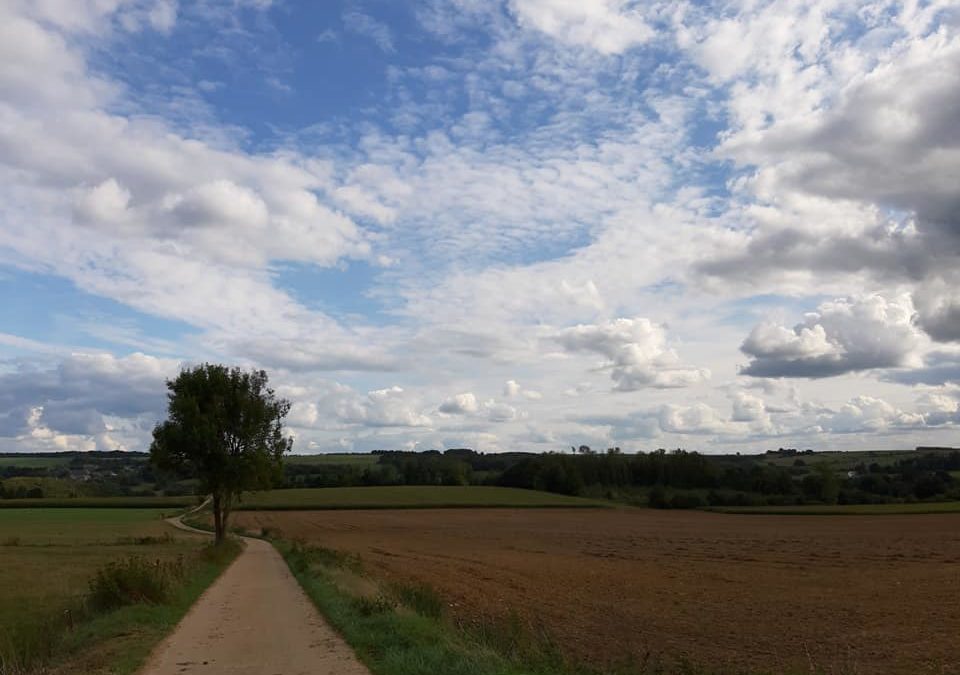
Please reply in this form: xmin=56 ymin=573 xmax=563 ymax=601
xmin=0 ymin=508 xmax=240 ymax=675
xmin=278 ymin=539 xmax=741 ymax=675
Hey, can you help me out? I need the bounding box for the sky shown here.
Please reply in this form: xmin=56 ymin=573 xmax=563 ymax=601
xmin=1 ymin=0 xmax=959 ymax=455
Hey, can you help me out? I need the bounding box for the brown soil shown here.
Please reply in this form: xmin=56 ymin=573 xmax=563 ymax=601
xmin=234 ymin=508 xmax=960 ymax=674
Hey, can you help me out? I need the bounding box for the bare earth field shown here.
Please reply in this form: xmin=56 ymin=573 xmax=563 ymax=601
xmin=234 ymin=508 xmax=960 ymax=675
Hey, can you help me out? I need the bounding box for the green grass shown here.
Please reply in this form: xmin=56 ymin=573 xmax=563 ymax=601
xmin=0 ymin=507 xmax=238 ymax=675
xmin=284 ymin=453 xmax=380 ymax=467
xmin=761 ymin=448 xmax=958 ymax=471
xmin=0 ymin=509 xmax=201 ymax=629
xmin=706 ymin=501 xmax=960 ymax=515
xmin=0 ymin=496 xmax=197 ymax=509
xmin=278 ymin=540 xmax=571 ymax=675
xmin=0 ymin=456 xmax=71 ymax=469
xmin=0 ymin=476 xmax=90 ymax=498
xmin=236 ymin=486 xmax=610 ymax=510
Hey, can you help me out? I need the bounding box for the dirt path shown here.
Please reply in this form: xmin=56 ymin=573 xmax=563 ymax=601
xmin=139 ymin=517 xmax=370 ymax=675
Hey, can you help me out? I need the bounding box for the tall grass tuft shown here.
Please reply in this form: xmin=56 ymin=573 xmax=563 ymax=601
xmin=87 ymin=556 xmax=185 ymax=612
xmin=392 ymin=582 xmax=445 ymax=619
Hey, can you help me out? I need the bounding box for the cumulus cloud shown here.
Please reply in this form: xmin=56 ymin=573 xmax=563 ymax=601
xmin=503 ymin=380 xmax=541 ymax=400
xmin=557 ymin=318 xmax=709 ymax=391
xmin=0 ymin=352 xmax=180 ymax=452
xmin=337 ymin=386 xmax=432 ymax=428
xmin=740 ymin=294 xmax=923 ymax=378
xmin=438 ymin=392 xmax=521 ymax=423
xmin=658 ymin=403 xmax=733 ymax=435
xmin=693 ymin=5 xmax=960 ymax=349
xmin=815 ymin=396 xmax=925 ymax=434
xmin=913 ymin=278 xmax=960 ymax=343
xmin=439 ymin=392 xmax=479 ymax=415
xmin=730 ymin=391 xmax=767 ymax=423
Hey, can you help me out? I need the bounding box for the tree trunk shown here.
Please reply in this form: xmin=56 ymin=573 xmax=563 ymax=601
xmin=212 ymin=492 xmax=224 ymax=544
xmin=221 ymin=493 xmax=233 ymax=541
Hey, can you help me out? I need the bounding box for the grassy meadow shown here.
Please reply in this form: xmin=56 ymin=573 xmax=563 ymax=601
xmin=235 ymin=485 xmax=610 ymax=510
xmin=285 ymin=453 xmax=380 ymax=467
xmin=0 ymin=496 xmax=197 ymax=509
xmin=0 ymin=456 xmax=72 ymax=469
xmin=0 ymin=509 xmax=197 ymax=626
xmin=0 ymin=507 xmax=238 ymax=675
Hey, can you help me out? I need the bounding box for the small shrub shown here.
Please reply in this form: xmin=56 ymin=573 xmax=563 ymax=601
xmin=199 ymin=540 xmax=243 ymax=566
xmin=393 ymin=582 xmax=445 ymax=619
xmin=289 ymin=541 xmax=361 ymax=572
xmin=87 ymin=556 xmax=183 ymax=612
xmin=261 ymin=526 xmax=282 ymax=539
xmin=114 ymin=533 xmax=174 ymax=546
xmin=353 ymin=594 xmax=396 ymax=616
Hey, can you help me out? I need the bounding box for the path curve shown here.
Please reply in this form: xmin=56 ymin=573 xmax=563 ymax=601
xmin=140 ymin=509 xmax=370 ymax=675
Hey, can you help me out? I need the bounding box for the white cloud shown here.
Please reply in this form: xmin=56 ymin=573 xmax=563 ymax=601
xmin=439 ymin=392 xmax=479 ymax=415
xmin=503 ymin=379 xmax=541 ymax=400
xmin=0 ymin=351 xmax=180 ymax=452
xmin=557 ymin=318 xmax=709 ymax=391
xmin=658 ymin=403 xmax=732 ymax=436
xmin=343 ymin=7 xmax=395 ymax=53
xmin=337 ymin=386 xmax=432 ymax=428
xmin=741 ymin=294 xmax=924 ymax=377
xmin=3 ymin=0 xmax=960 ymax=454
xmin=816 ymin=395 xmax=925 ymax=434
xmin=509 ymin=0 xmax=654 ymax=54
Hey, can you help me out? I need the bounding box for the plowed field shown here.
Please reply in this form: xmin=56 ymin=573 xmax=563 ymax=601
xmin=234 ymin=508 xmax=960 ymax=674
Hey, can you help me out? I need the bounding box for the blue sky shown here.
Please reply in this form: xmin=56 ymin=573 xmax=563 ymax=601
xmin=1 ymin=0 xmax=959 ymax=454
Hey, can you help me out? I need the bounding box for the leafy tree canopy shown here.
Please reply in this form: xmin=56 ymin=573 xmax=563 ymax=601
xmin=150 ymin=364 xmax=292 ymax=541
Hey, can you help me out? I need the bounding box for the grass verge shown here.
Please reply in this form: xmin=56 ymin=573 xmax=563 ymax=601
xmin=276 ymin=540 xmax=778 ymax=675
xmin=0 ymin=539 xmax=241 ymax=675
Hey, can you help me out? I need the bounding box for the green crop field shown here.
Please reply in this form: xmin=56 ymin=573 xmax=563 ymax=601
xmin=0 ymin=495 xmax=198 ymax=508
xmin=284 ymin=453 xmax=379 ymax=467
xmin=0 ymin=455 xmax=72 ymax=469
xmin=0 ymin=509 xmax=202 ymax=627
xmin=706 ymin=501 xmax=960 ymax=515
xmin=236 ymin=485 xmax=610 ymax=510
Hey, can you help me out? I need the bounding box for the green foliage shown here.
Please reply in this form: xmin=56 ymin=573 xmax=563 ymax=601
xmin=150 ymin=364 xmax=292 ymax=541
xmin=87 ymin=556 xmax=185 ymax=612
xmin=0 ymin=536 xmax=241 ymax=675
xmin=392 ymin=582 xmax=445 ymax=619
xmin=287 ymin=541 xmax=362 ymax=572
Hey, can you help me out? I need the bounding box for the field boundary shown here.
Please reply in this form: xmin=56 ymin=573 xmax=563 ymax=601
xmin=235 ymin=502 xmax=610 ymax=511
xmin=703 ymin=501 xmax=960 ymax=515
xmin=0 ymin=497 xmax=198 ymax=509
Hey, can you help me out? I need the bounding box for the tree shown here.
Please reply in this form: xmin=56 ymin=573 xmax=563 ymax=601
xmin=150 ymin=365 xmax=292 ymax=543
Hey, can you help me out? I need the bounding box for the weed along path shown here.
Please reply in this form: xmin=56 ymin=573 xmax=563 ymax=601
xmin=140 ymin=518 xmax=370 ymax=675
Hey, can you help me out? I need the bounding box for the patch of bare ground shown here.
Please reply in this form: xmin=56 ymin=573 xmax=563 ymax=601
xmin=234 ymin=508 xmax=960 ymax=674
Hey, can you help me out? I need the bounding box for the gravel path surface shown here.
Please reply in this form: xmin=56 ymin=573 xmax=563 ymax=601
xmin=139 ymin=519 xmax=370 ymax=675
